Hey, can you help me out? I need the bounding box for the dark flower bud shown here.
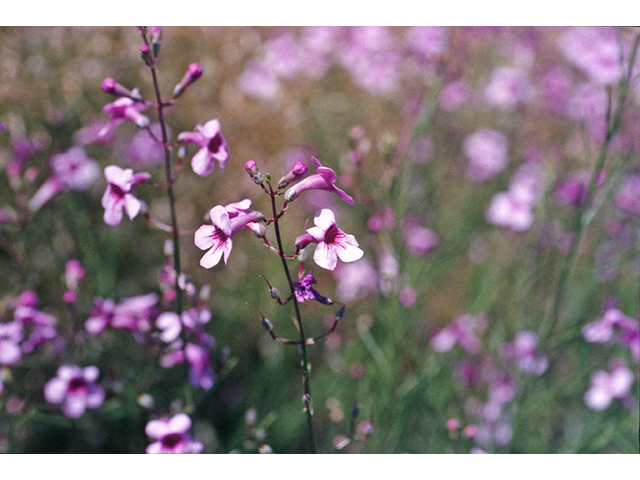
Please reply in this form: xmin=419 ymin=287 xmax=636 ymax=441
xmin=244 ymin=159 xmax=264 ymax=185
xmin=173 ymin=63 xmax=203 ymax=98
xmin=277 ymin=161 xmax=308 ymax=189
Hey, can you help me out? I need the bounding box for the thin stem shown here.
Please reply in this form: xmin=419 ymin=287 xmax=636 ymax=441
xmin=146 ymin=47 xmax=183 ymax=319
xmin=268 ymin=188 xmax=317 ymax=453
xmin=539 ymin=33 xmax=640 ymax=342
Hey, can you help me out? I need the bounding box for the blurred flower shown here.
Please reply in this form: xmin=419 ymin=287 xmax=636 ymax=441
xmin=195 ymin=204 xmax=263 ymax=268
xmin=238 ymin=61 xmax=281 ymax=99
xmin=554 ymin=170 xmax=603 ymax=207
xmin=85 ymin=294 xmax=158 ymax=340
xmin=299 ymin=208 xmax=363 ymax=271
xmin=542 ymin=67 xmax=573 ymax=114
xmin=406 ymin=26 xmax=448 ymax=62
xmin=13 ymin=301 xmax=57 ymax=354
xmin=582 ymin=306 xmax=640 ymax=360
xmin=44 ymin=365 xmax=105 ymax=419
xmin=284 ymin=157 xmax=354 ymax=205
xmin=0 ymin=322 xmax=22 ymax=366
xmin=463 ymin=129 xmax=509 ymax=182
xmin=431 ymin=313 xmax=488 ymax=354
xmin=173 ymin=62 xmax=203 ymax=98
xmin=439 ymin=80 xmax=471 ymax=111
xmin=65 ymin=260 xmax=85 ymax=292
xmin=501 ymin=331 xmax=548 ymax=376
xmin=146 ymin=413 xmax=203 ymax=454
xmin=584 ymin=360 xmax=634 ymax=411
xmin=615 ymin=173 xmax=640 ymax=216
xmin=101 ymin=165 xmax=150 ymax=226
xmin=403 ymin=217 xmax=438 ymax=255
xmin=332 ymin=258 xmax=378 ymax=303
xmin=126 ymin=123 xmax=169 ymax=167
xmin=178 ymin=119 xmax=229 ymax=176
xmin=185 ymin=342 xmax=216 ymax=390
xmin=484 ymin=66 xmax=534 ymax=110
xmin=98 ymin=97 xmax=149 ymax=138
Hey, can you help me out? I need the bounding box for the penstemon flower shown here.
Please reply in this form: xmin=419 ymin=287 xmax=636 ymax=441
xmin=178 ymin=119 xmax=229 ymax=176
xmin=98 ymin=96 xmax=149 ymax=139
xmin=194 ymin=203 xmax=264 ymax=268
xmin=284 ymin=157 xmax=354 ymax=205
xmin=296 ymin=208 xmax=363 ymax=271
xmin=44 ymin=365 xmax=105 ymax=419
xmin=145 ymin=413 xmax=203 ymax=454
xmin=101 ymin=165 xmax=150 ymax=226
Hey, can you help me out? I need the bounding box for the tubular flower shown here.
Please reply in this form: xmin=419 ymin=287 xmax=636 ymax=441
xmin=145 ymin=413 xmax=203 ymax=454
xmin=299 ymin=208 xmax=363 ymax=270
xmin=195 ymin=204 xmax=264 ymax=268
xmin=101 ymin=165 xmax=150 ymax=226
xmin=284 ymin=157 xmax=354 ymax=205
xmin=44 ymin=365 xmax=105 ymax=419
xmin=178 ymin=119 xmax=229 ymax=176
xmin=98 ymin=97 xmax=149 ymax=138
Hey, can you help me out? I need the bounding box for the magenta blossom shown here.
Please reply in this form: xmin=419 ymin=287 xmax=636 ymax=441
xmin=146 ymin=413 xmax=203 ymax=454
xmin=178 ymin=119 xmax=229 ymax=176
xmin=501 ymin=331 xmax=548 ymax=376
xmin=195 ymin=203 xmax=264 ymax=268
xmin=582 ymin=307 xmax=639 ymax=360
xmin=101 ymin=165 xmax=150 ymax=226
xmin=98 ymin=97 xmax=149 ymax=139
xmin=296 ymin=209 xmax=363 ymax=271
xmin=44 ymin=365 xmax=105 ymax=419
xmin=0 ymin=322 xmax=22 ymax=366
xmin=284 ymin=157 xmax=354 ymax=205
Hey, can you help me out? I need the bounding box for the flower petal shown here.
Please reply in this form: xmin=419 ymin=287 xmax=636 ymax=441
xmin=313 ymin=242 xmax=338 ymax=270
xmin=191 ymin=148 xmax=215 ymax=177
xmin=194 ymin=225 xmax=217 ymax=251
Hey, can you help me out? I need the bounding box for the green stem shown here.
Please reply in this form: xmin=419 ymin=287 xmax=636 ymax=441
xmin=268 ymin=189 xmax=317 ymax=454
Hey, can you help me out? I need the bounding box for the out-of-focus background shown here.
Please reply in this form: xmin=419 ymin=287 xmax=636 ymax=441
xmin=0 ymin=26 xmax=638 ymax=453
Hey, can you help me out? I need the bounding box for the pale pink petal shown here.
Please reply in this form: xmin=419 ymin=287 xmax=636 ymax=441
xmin=200 ymin=244 xmax=226 ymax=269
xmin=104 ymin=165 xmax=133 ymax=189
xmin=305 ymin=226 xmax=325 ymax=242
xmin=83 ymin=366 xmax=100 ymax=383
xmin=168 ymin=413 xmax=192 ymax=434
xmin=610 ymin=368 xmax=634 ymax=398
xmin=44 ymin=378 xmax=67 ymax=404
xmin=194 ymin=225 xmax=217 ymax=250
xmin=85 ymin=387 xmax=105 ymax=408
xmin=146 ymin=441 xmax=164 ymax=454
xmin=156 ymin=312 xmax=182 ymax=343
xmin=62 ymin=396 xmax=87 ymax=419
xmin=210 ymin=205 xmax=232 ymax=236
xmin=200 ymin=119 xmax=221 ymax=139
xmin=313 ymin=208 xmax=336 ymax=230
xmin=58 ymin=364 xmax=81 ymax=380
xmin=145 ymin=418 xmax=171 ymax=439
xmin=123 ymin=193 xmax=142 ymax=220
xmin=191 ymin=148 xmax=215 ymax=177
xmin=336 ymin=241 xmax=364 ymax=264
xmin=314 ymin=241 xmax=338 ymax=270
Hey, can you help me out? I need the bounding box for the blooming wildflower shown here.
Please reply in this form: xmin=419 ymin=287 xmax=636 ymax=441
xmin=484 ymin=66 xmax=533 ymax=110
xmin=297 ymin=209 xmax=363 ymax=271
xmin=615 ymin=174 xmax=640 ymax=216
xmin=84 ymin=294 xmax=158 ymax=339
xmin=101 ymin=165 xmax=150 ymax=226
xmin=195 ymin=204 xmax=264 ymax=269
xmin=98 ymin=97 xmax=149 ymax=138
xmin=502 ymin=331 xmax=548 ymax=376
xmin=582 ymin=307 xmax=640 ymax=360
xmin=560 ymin=27 xmax=623 ymax=86
xmin=431 ymin=314 xmax=487 ymax=354
xmin=463 ymin=129 xmax=509 ymax=182
xmin=178 ymin=119 xmax=229 ymax=176
xmin=584 ymin=360 xmax=634 ymax=411
xmin=284 ymin=157 xmax=354 ymax=205
xmin=0 ymin=322 xmax=22 ymax=366
xmin=44 ymin=365 xmax=105 ymax=419
xmin=146 ymin=413 xmax=203 ymax=454
xmin=13 ymin=295 xmax=57 ymax=354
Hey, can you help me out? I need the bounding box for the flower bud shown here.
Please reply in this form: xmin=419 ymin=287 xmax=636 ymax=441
xmin=101 ymin=78 xmax=137 ymax=99
xmin=277 ymin=161 xmax=308 ymax=189
xmin=269 ymin=287 xmax=280 ymax=299
xmin=244 ymin=159 xmax=264 ymax=185
xmin=297 ymin=248 xmax=307 ymax=262
xmin=261 ymin=317 xmax=273 ymax=331
xmin=246 ymin=222 xmax=266 ymax=238
xmin=140 ymin=44 xmax=152 ymax=65
xmin=150 ymin=26 xmax=162 ymax=56
xmin=173 ymin=63 xmax=203 ymax=98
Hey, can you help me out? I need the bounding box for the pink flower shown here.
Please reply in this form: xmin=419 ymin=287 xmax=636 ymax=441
xmin=298 ymin=209 xmax=363 ymax=271
xmin=582 ymin=307 xmax=639 ymax=359
xmin=178 ymin=119 xmax=229 ymax=176
xmin=615 ymin=174 xmax=640 ymax=216
xmin=173 ymin=63 xmax=203 ymax=98
xmin=51 ymin=146 xmax=100 ymax=190
xmin=85 ymin=294 xmax=158 ymax=339
xmin=145 ymin=413 xmax=203 ymax=454
xmin=584 ymin=360 xmax=635 ymax=411
xmin=484 ymin=66 xmax=533 ymax=110
xmin=44 ymin=365 xmax=105 ymax=419
xmin=98 ymin=97 xmax=149 ymax=139
xmin=284 ymin=157 xmax=354 ymax=205
xmin=101 ymin=165 xmax=150 ymax=226
xmin=463 ymin=129 xmax=509 ymax=182
xmin=501 ymin=331 xmax=548 ymax=376
xmin=0 ymin=322 xmax=22 ymax=366
xmin=430 ymin=314 xmax=488 ymax=354
xmin=195 ymin=203 xmax=264 ymax=268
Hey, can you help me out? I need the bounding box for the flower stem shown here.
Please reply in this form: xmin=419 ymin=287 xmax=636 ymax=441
xmin=539 ymin=32 xmax=640 ymax=342
xmin=268 ymin=188 xmax=317 ymax=454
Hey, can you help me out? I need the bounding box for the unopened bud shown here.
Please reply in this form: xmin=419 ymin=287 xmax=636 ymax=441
xmin=277 ymin=161 xmax=308 ymax=189
xmin=199 ymin=284 xmax=211 ymax=301
xmin=261 ymin=317 xmax=273 ymax=331
xmin=101 ymin=78 xmax=136 ymax=99
xmin=269 ymin=287 xmax=280 ymax=299
xmin=173 ymin=63 xmax=203 ymax=98
xmin=302 ymin=393 xmax=313 ymax=413
xmin=297 ymin=248 xmax=307 ymax=262
xmin=140 ymin=44 xmax=152 ymax=65
xmin=335 ymin=306 xmax=346 ymax=320
xmin=246 ymin=222 xmax=266 ymax=238
xmin=150 ymin=26 xmax=162 ymax=56
xmin=244 ymin=160 xmax=263 ymax=184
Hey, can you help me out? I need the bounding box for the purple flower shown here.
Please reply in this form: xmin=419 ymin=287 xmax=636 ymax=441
xmin=430 ymin=314 xmax=487 ymax=354
xmin=126 ymin=123 xmax=170 ymax=167
xmin=85 ymin=294 xmax=158 ymax=339
xmin=98 ymin=97 xmax=149 ymax=139
xmin=615 ymin=174 xmax=640 ymax=216
xmin=484 ymin=66 xmax=533 ymax=110
xmin=502 ymin=331 xmax=548 ymax=376
xmin=298 ymin=209 xmax=363 ymax=271
xmin=185 ymin=343 xmax=216 ymax=390
xmin=439 ymin=80 xmax=471 ymax=111
xmin=582 ymin=307 xmax=639 ymax=360
xmin=0 ymin=322 xmax=22 ymax=366
xmin=101 ymin=165 xmax=150 ymax=226
xmin=463 ymin=129 xmax=509 ymax=182
xmin=51 ymin=146 xmax=100 ymax=190
xmin=178 ymin=119 xmax=229 ymax=176
xmin=278 ymin=160 xmax=309 ymax=189
xmin=13 ymin=303 xmax=57 ymax=354
xmin=332 ymin=258 xmax=378 ymax=303
xmin=584 ymin=360 xmax=635 ymax=411
xmin=146 ymin=413 xmax=203 ymax=454
xmin=195 ymin=203 xmax=264 ymax=268
xmin=44 ymin=365 xmax=105 ymax=419
xmin=284 ymin=157 xmax=354 ymax=205
xmin=173 ymin=63 xmax=203 ymax=98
